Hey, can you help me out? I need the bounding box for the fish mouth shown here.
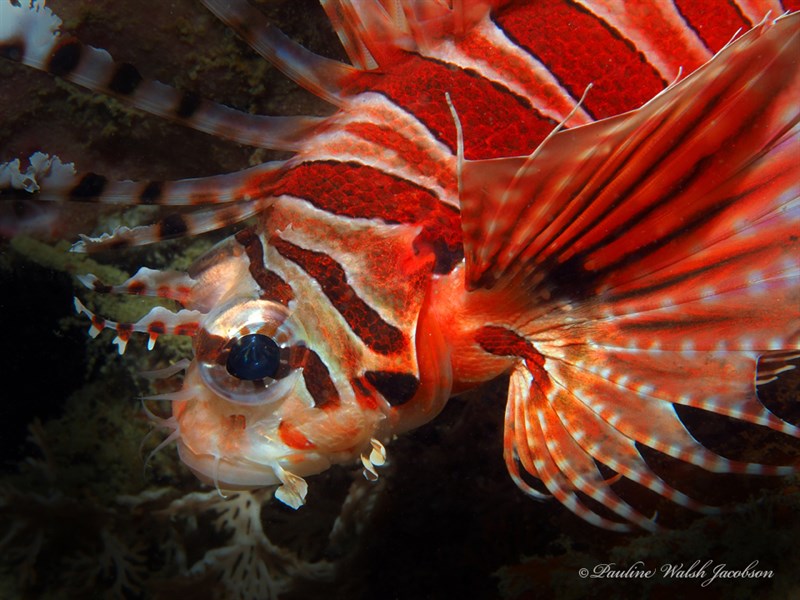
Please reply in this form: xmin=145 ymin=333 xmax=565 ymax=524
xmin=174 ymin=411 xmax=333 ymax=510
xmin=175 ymin=418 xmax=334 ymax=491
xmin=169 ymin=363 xmax=332 ymax=506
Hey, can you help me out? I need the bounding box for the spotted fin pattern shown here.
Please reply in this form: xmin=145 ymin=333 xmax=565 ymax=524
xmin=477 ymin=14 xmax=799 ymax=530
xmin=73 ymin=297 xmax=202 ymax=354
xmin=0 ymin=0 xmax=326 ymax=149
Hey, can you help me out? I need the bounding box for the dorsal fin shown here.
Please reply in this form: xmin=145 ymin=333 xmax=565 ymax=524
xmin=0 ymin=1 xmax=327 ymax=150
xmin=320 ymin=0 xmax=503 ymax=69
xmin=201 ymin=0 xmax=358 ymax=104
xmin=459 ymin=13 xmax=800 ymax=291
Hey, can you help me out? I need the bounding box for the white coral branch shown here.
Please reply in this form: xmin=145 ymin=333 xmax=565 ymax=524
xmin=163 ymin=489 xmax=332 ymax=599
xmin=0 ymin=152 xmax=76 ymax=194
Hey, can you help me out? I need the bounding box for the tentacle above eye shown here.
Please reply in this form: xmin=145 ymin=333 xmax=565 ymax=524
xmin=77 ymin=267 xmax=198 ymax=304
xmin=73 ymin=297 xmax=202 ymax=354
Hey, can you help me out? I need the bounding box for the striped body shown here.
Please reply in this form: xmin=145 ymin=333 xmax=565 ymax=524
xmin=1 ymin=0 xmax=798 ymax=530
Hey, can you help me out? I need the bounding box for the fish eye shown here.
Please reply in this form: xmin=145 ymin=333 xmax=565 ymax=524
xmin=195 ymin=297 xmax=306 ymax=406
xmin=226 ymin=333 xmax=281 ymax=380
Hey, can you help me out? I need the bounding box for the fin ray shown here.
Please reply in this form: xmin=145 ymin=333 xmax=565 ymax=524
xmin=549 ymin=380 xmax=718 ymax=514
xmin=320 ymin=0 xmax=498 ymax=69
xmin=200 ymin=0 xmax=357 ymax=104
xmin=460 ymin=14 xmax=799 ymax=291
xmin=508 ymin=363 xmax=633 ymax=531
xmin=496 ymin=16 xmax=799 ymax=529
xmin=1 ymin=153 xmax=287 ymax=206
xmin=0 ymin=1 xmax=326 ymax=150
xmin=71 ymin=200 xmax=267 ymax=252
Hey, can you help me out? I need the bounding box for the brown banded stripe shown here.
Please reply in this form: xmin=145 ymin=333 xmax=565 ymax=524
xmin=272 ymin=237 xmax=407 ymax=356
xmin=107 ymin=62 xmax=143 ymax=95
xmin=476 ymin=325 xmax=543 ymax=366
xmin=364 ymin=371 xmax=420 ymax=406
xmin=0 ymin=38 xmax=24 ymax=61
xmin=234 ymin=227 xmax=294 ymax=305
xmin=70 ymin=173 xmax=107 ymax=200
xmin=289 ymin=347 xmax=340 ymax=409
xmin=47 ymin=39 xmax=82 ymax=76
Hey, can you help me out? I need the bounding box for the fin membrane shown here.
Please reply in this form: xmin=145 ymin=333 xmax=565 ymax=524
xmin=490 ymin=15 xmax=799 ymax=530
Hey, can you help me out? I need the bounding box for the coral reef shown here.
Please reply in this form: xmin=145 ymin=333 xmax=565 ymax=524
xmin=0 ymin=422 xmax=351 ymax=599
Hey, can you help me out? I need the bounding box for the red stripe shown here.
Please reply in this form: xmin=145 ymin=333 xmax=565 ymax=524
xmin=148 ymin=321 xmax=166 ymax=335
xmin=276 ymin=161 xmax=440 ymax=223
xmin=347 ymin=52 xmax=556 ymax=158
xmin=272 ymin=238 xmax=408 ymax=355
xmin=275 ymin=161 xmax=463 ymax=273
xmin=127 ymin=281 xmax=146 ymax=294
xmin=494 ymin=0 xmax=666 ymax=119
xmin=673 ymin=0 xmax=751 ymax=53
xmin=279 ymin=421 xmax=316 ymax=449
xmin=344 ymin=122 xmax=453 ymax=185
xmin=476 ymin=325 xmax=542 ymax=366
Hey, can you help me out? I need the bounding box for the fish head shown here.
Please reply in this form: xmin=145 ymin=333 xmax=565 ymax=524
xmin=165 ymin=236 xmax=394 ymax=508
xmin=150 ymin=209 xmax=456 ymax=507
xmin=74 ymin=188 xmax=454 ymax=507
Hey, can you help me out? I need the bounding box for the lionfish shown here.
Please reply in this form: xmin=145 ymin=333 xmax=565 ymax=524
xmin=1 ymin=0 xmax=798 ymax=532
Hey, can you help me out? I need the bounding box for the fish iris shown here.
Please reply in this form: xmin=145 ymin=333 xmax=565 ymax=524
xmin=226 ymin=334 xmax=280 ymax=381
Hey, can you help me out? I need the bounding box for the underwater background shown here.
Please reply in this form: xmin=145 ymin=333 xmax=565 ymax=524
xmin=1 ymin=1 xmax=799 ymax=598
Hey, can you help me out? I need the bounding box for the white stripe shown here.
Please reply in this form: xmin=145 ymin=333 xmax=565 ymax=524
xmin=576 ymin=0 xmax=711 ymax=80
xmin=432 ymin=20 xmax=593 ymax=124
xmin=270 ymin=200 xmax=419 ymax=365
xmin=734 ymin=0 xmax=784 ymax=23
xmin=296 ymin=93 xmax=459 ymax=206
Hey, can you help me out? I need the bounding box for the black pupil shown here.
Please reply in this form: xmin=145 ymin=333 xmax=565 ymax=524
xmin=225 ymin=334 xmax=281 ymax=381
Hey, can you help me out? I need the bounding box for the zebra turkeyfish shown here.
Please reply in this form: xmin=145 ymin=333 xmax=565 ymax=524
xmin=1 ymin=0 xmax=798 ymax=533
